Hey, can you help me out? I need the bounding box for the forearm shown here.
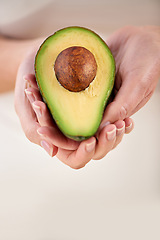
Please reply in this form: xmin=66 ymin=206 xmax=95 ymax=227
xmin=0 ymin=36 xmax=41 ymax=93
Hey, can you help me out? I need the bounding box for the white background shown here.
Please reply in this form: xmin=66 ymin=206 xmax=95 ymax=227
xmin=0 ymin=82 xmax=160 ymax=240
xmin=0 ymin=0 xmax=160 ymax=239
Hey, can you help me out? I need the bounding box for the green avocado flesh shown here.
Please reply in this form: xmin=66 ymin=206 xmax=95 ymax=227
xmin=35 ymin=27 xmax=115 ymax=141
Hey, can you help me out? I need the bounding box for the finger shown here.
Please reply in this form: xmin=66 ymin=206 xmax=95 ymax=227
xmin=130 ymin=90 xmax=154 ymax=116
xmin=57 ymin=137 xmax=96 ymax=169
xmin=32 ymin=100 xmax=54 ymax=127
xmin=25 ymin=88 xmax=55 ymax=127
xmin=22 ymin=115 xmax=58 ymax=157
xmin=93 ymin=124 xmax=116 ymax=160
xmin=40 ymin=140 xmax=58 ymax=157
xmin=25 ymin=87 xmax=42 ymax=103
xmin=23 ymin=74 xmax=39 ymax=90
xmin=98 ymin=80 xmax=142 ymax=131
xmin=112 ymin=120 xmax=125 ymax=149
xmin=19 ymin=87 xmax=58 ymax=157
xmin=37 ymin=126 xmax=80 ymax=150
xmin=124 ymin=117 xmax=134 ymax=134
xmin=25 ymin=88 xmax=76 ymax=151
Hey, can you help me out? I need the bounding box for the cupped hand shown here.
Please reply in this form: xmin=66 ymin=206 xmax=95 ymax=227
xmin=14 ymin=37 xmax=134 ymax=169
xmin=14 ymin=45 xmax=80 ymax=157
xmin=99 ymin=25 xmax=160 ymax=128
xmin=20 ymin=72 xmax=133 ymax=169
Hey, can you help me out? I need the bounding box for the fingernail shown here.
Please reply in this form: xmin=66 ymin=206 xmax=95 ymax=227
xmin=125 ymin=122 xmax=132 ymax=130
xmin=106 ymin=127 xmax=116 ymax=141
xmin=25 ymin=89 xmax=35 ymax=103
xmin=32 ymin=102 xmax=42 ymax=118
xmin=23 ymin=76 xmax=28 ymax=83
xmin=41 ymin=140 xmax=53 ymax=157
xmin=86 ymin=140 xmax=96 ymax=152
xmin=52 ymin=146 xmax=58 ymax=157
xmin=96 ymin=121 xmax=111 ymax=139
xmin=23 ymin=75 xmax=28 ymax=81
xmin=37 ymin=128 xmax=45 ymax=136
xmin=23 ymin=76 xmax=31 ymax=88
xmin=116 ymin=124 xmax=125 ymax=136
xmin=24 ymin=79 xmax=29 ymax=89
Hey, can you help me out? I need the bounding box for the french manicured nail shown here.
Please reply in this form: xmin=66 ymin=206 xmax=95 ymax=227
xmin=25 ymin=89 xmax=35 ymax=103
xmin=116 ymin=124 xmax=125 ymax=136
xmin=106 ymin=127 xmax=116 ymax=141
xmin=32 ymin=102 xmax=42 ymax=118
xmin=23 ymin=76 xmax=31 ymax=88
xmin=86 ymin=140 xmax=96 ymax=153
xmin=24 ymin=78 xmax=29 ymax=89
xmin=125 ymin=122 xmax=132 ymax=130
xmin=41 ymin=140 xmax=53 ymax=157
xmin=96 ymin=121 xmax=111 ymax=139
xmin=37 ymin=128 xmax=45 ymax=136
xmin=23 ymin=76 xmax=28 ymax=82
xmin=23 ymin=75 xmax=28 ymax=81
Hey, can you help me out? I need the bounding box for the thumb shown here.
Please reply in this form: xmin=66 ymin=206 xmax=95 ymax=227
xmin=99 ymin=80 xmax=142 ymax=130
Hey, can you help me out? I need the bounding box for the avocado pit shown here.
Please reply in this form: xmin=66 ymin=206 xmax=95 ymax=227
xmin=54 ymin=46 xmax=97 ymax=92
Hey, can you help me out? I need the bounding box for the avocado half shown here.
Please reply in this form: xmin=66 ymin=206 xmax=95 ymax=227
xmin=35 ymin=26 xmax=115 ymax=141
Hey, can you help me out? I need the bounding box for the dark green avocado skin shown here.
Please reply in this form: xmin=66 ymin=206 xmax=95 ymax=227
xmin=67 ymin=135 xmax=88 ymax=141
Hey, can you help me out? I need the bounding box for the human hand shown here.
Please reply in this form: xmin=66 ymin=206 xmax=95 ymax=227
xmin=14 ymin=45 xmax=80 ymax=157
xmin=21 ymin=72 xmax=134 ymax=168
xmin=14 ymin=37 xmax=134 ymax=169
xmin=99 ymin=25 xmax=160 ymax=128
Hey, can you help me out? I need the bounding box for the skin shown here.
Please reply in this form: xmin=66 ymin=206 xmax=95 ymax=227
xmin=100 ymin=25 xmax=160 ymax=124
xmin=15 ymin=54 xmax=133 ymax=169
xmin=1 ymin=25 xmax=160 ymax=169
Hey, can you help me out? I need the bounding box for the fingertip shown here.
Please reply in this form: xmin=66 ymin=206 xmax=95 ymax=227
xmin=71 ymin=137 xmax=96 ymax=169
xmin=97 ymin=123 xmax=116 ymax=142
xmin=52 ymin=145 xmax=58 ymax=157
xmin=37 ymin=127 xmax=46 ymax=137
xmin=40 ymin=140 xmax=58 ymax=157
xmin=32 ymin=101 xmax=42 ymax=118
xmin=23 ymin=73 xmax=35 ymax=79
xmin=32 ymin=100 xmax=46 ymax=113
xmin=23 ymin=74 xmax=38 ymax=89
xmin=23 ymin=74 xmax=35 ymax=82
xmin=93 ymin=124 xmax=117 ymax=160
xmin=33 ymin=100 xmax=46 ymax=109
xmin=124 ymin=118 xmax=134 ymax=134
xmin=96 ymin=121 xmax=111 ymax=139
xmin=85 ymin=137 xmax=96 ymax=153
xmin=25 ymin=89 xmax=36 ymax=104
xmin=106 ymin=125 xmax=116 ymax=141
xmin=114 ymin=120 xmax=125 ymax=136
